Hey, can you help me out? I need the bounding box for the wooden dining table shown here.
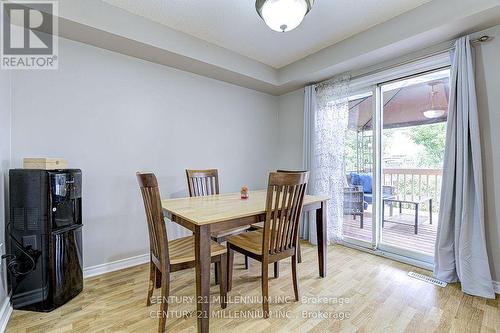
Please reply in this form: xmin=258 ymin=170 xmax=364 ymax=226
xmin=161 ymin=190 xmax=329 ymax=333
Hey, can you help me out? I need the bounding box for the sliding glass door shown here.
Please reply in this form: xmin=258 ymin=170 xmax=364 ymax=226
xmin=341 ymin=62 xmax=450 ymax=265
xmin=378 ymin=69 xmax=449 ymax=263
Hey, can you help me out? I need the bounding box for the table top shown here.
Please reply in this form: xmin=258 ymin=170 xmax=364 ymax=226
xmin=383 ymin=195 xmax=432 ymax=204
xmin=161 ymin=190 xmax=329 ymax=225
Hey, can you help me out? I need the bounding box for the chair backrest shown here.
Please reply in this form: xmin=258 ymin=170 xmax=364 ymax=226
xmin=185 ymin=169 xmax=220 ymax=197
xmin=262 ymin=172 xmax=309 ymax=257
xmin=346 ymin=173 xmax=352 ymax=186
xmin=136 ymin=172 xmax=169 ymax=267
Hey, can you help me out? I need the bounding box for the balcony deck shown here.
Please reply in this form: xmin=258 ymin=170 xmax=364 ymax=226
xmin=342 ymin=208 xmax=438 ymax=256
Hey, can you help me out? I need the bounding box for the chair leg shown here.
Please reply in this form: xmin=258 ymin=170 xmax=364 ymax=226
xmin=214 ymin=263 xmax=219 ymax=285
xmin=155 ymin=268 xmax=162 ymax=289
xmin=227 ymin=246 xmax=234 ymax=292
xmin=212 ymin=236 xmax=222 ymax=285
xmin=158 ymin=272 xmax=170 ymax=333
xmin=360 ymin=213 xmax=364 ymax=229
xmin=218 ymin=254 xmax=227 ymax=309
xmin=291 ymin=255 xmax=299 ymax=301
xmin=273 ymin=262 xmax=280 ymax=278
xmin=297 ymin=240 xmax=302 ymax=264
xmin=244 ymin=255 xmax=249 ymax=269
xmin=146 ymin=262 xmax=155 ymax=306
xmin=261 ymin=261 xmax=270 ymax=319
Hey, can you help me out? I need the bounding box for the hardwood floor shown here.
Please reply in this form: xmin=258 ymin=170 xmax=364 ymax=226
xmin=6 ymin=243 xmax=499 ymax=333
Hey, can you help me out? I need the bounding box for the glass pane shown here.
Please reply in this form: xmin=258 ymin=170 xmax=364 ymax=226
xmin=342 ymin=92 xmax=374 ymax=244
xmin=380 ymin=69 xmax=450 ymax=257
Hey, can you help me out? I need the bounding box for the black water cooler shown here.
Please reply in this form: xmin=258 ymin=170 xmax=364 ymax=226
xmin=7 ymin=169 xmax=83 ymax=312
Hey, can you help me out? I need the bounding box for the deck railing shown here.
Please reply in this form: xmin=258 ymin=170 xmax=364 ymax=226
xmin=383 ymin=168 xmax=443 ymax=211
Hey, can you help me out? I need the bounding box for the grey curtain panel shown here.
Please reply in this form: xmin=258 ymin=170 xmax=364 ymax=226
xmin=300 ymin=85 xmax=317 ymax=244
xmin=434 ymin=36 xmax=495 ymax=299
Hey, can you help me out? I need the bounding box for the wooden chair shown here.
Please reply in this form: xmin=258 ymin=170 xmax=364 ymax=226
xmin=226 ymin=171 xmax=309 ymax=318
xmin=186 ymin=169 xmax=251 ymax=284
xmin=250 ymin=170 xmax=305 ymax=278
xmin=137 ymin=172 xmax=227 ymax=333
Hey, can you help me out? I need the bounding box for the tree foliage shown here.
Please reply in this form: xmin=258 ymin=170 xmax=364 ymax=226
xmin=409 ymin=122 xmax=447 ymax=168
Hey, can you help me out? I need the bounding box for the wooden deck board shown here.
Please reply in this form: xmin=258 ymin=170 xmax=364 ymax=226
xmin=343 ymin=208 xmax=438 ymax=256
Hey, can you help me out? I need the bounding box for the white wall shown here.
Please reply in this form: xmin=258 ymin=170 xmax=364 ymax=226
xmin=10 ymin=38 xmax=279 ymax=268
xmin=475 ymin=25 xmax=500 ymax=284
xmin=276 ymin=26 xmax=500 ymax=283
xmin=0 ymin=71 xmax=12 ymax=320
xmin=276 ymin=89 xmax=304 ymax=170
xmin=6 ymin=27 xmax=500 ymax=284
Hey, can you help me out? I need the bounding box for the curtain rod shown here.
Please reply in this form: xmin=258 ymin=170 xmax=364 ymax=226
xmin=339 ymin=35 xmax=493 ymax=83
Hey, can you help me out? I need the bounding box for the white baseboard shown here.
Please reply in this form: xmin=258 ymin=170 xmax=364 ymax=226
xmin=0 ymin=296 xmax=12 ymax=333
xmin=493 ymin=280 xmax=500 ymax=295
xmin=83 ymin=253 xmax=149 ymax=278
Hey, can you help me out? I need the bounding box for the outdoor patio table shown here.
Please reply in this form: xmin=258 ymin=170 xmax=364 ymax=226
xmin=382 ymin=196 xmax=432 ymax=234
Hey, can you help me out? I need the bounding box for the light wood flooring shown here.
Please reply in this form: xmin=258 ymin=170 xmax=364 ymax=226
xmin=6 ymin=243 xmax=499 ymax=333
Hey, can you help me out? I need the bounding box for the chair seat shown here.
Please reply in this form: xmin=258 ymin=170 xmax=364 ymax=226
xmin=169 ymin=235 xmax=226 ymax=265
xmin=211 ymin=225 xmax=251 ymax=239
xmin=249 ymin=222 xmax=302 ymax=262
xmin=250 ymin=222 xmax=264 ymax=229
xmin=226 ymin=230 xmax=265 ymax=255
xmin=250 ymin=222 xmax=279 ymax=230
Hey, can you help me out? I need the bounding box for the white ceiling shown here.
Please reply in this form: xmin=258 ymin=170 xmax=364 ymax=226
xmin=100 ymin=0 xmax=431 ymax=68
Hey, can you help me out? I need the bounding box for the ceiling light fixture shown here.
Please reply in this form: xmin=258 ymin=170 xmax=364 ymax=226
xmin=255 ymin=0 xmax=314 ymax=33
xmin=423 ymin=83 xmax=446 ymax=119
xmin=423 ymin=109 xmax=446 ymax=119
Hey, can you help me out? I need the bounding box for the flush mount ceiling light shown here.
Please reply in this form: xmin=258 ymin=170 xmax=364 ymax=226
xmin=423 ymin=83 xmax=446 ymax=119
xmin=423 ymin=109 xmax=446 ymax=119
xmin=255 ymin=0 xmax=314 ymax=33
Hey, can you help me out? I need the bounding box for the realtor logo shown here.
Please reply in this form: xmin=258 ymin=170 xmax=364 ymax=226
xmin=1 ymin=1 xmax=58 ymax=69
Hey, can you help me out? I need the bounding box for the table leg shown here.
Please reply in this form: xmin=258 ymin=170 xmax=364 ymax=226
xmin=429 ymin=199 xmax=433 ymax=224
xmin=195 ymin=225 xmax=211 ymax=333
xmin=399 ymin=202 xmax=402 ymax=214
xmin=316 ymin=201 xmax=327 ymax=278
xmin=414 ymin=203 xmax=419 ymax=234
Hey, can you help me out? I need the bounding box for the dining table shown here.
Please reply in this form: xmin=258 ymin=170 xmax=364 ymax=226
xmin=161 ymin=189 xmax=329 ymax=333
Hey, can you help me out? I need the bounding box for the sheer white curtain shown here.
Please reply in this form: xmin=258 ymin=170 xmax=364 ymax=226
xmin=434 ymin=36 xmax=495 ymax=298
xmin=300 ymin=85 xmax=317 ymax=244
xmin=301 ymin=75 xmax=350 ymax=244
